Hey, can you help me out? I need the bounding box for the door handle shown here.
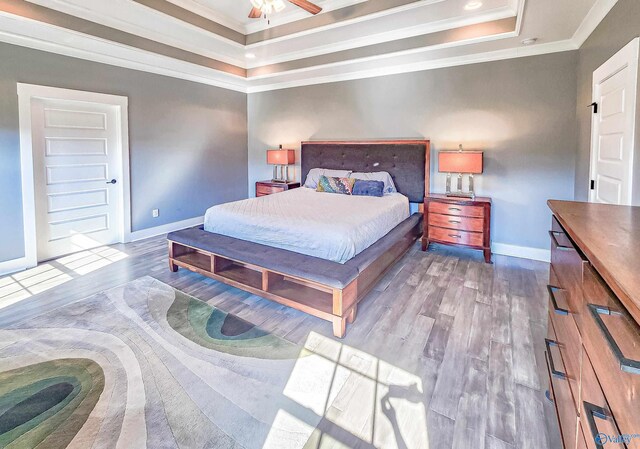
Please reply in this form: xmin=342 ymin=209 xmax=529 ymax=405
xmin=106 ymin=179 xmax=117 ymax=185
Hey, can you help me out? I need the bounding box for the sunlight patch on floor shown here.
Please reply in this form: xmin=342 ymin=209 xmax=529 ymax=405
xmin=0 ymin=245 xmax=128 ymax=310
xmin=265 ymin=331 xmax=429 ymax=449
xmin=57 ymin=246 xmax=128 ymax=275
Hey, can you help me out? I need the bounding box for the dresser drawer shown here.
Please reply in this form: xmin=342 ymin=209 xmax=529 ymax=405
xmin=580 ymin=350 xmax=627 ymax=449
xmin=428 ymin=201 xmax=484 ymax=218
xmin=581 ymin=265 xmax=640 ymax=446
xmin=547 ymin=315 xmax=578 ymax=449
xmin=550 ymin=217 xmax=588 ymax=316
xmin=428 ymin=213 xmax=484 ymax=232
xmin=428 ymin=226 xmax=483 ymax=246
xmin=256 ymin=185 xmax=285 ymax=196
xmin=548 ymin=281 xmax=582 ymax=413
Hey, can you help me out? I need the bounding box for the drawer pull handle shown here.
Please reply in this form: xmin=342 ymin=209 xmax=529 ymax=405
xmin=584 ymin=401 xmax=608 ymax=449
xmin=449 ymin=220 xmax=461 ymax=224
xmin=547 ymin=285 xmax=569 ymax=315
xmin=548 ymin=230 xmax=573 ymax=251
xmin=545 ymin=339 xmax=567 ymax=380
xmin=448 ymin=234 xmax=461 ymax=239
xmin=588 ymin=304 xmax=640 ymax=375
xmin=449 ymin=207 xmax=461 ymax=211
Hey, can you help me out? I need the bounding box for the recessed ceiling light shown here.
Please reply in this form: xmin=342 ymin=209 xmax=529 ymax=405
xmin=464 ymin=1 xmax=483 ymax=10
xmin=521 ymin=38 xmax=538 ymax=46
xmin=245 ymin=53 xmax=256 ymax=59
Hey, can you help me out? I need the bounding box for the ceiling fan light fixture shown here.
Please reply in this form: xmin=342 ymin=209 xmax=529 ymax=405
xmin=274 ymin=0 xmax=286 ymax=12
xmin=250 ymin=0 xmax=264 ymax=9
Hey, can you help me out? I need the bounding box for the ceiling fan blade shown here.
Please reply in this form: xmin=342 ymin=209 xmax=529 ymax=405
xmin=248 ymin=7 xmax=262 ymax=18
xmin=287 ymin=0 xmax=322 ymax=15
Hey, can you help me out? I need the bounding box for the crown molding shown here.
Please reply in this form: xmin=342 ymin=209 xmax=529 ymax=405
xmin=248 ymin=26 xmax=518 ymax=80
xmin=246 ymin=39 xmax=577 ymax=92
xmin=571 ymin=0 xmax=618 ymax=48
xmin=0 ymin=14 xmax=247 ymax=92
xmin=246 ymin=7 xmax=516 ymax=67
xmin=245 ymin=0 xmax=442 ymax=47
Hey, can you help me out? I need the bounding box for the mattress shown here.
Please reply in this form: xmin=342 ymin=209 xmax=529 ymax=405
xmin=203 ymin=187 xmax=410 ymax=263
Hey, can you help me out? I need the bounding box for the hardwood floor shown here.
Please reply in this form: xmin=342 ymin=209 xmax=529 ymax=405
xmin=0 ymin=236 xmax=561 ymax=449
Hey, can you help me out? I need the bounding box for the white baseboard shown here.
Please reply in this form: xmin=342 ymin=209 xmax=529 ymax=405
xmin=491 ymin=242 xmax=550 ymax=263
xmin=0 ymin=256 xmax=30 ymax=277
xmin=130 ymin=216 xmax=204 ymax=242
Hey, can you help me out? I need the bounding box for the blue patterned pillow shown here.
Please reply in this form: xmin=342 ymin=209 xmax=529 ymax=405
xmin=316 ymin=175 xmax=355 ymax=194
xmin=352 ymin=179 xmax=384 ymax=197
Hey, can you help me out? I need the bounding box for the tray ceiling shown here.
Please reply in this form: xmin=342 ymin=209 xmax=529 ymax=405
xmin=0 ymin=0 xmax=614 ymax=92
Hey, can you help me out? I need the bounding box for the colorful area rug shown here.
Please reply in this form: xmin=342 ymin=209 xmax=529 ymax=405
xmin=0 ymin=276 xmax=429 ymax=449
xmin=0 ymin=277 xmax=327 ymax=449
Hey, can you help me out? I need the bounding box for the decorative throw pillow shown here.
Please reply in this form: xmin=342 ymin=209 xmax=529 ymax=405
xmin=352 ymin=179 xmax=384 ymax=197
xmin=304 ymin=168 xmax=352 ymax=189
xmin=316 ymin=175 xmax=355 ymax=194
xmin=349 ymin=171 xmax=397 ymax=194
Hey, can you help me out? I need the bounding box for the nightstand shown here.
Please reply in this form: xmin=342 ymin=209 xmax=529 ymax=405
xmin=255 ymin=180 xmax=300 ymax=197
xmin=422 ymin=194 xmax=492 ymax=263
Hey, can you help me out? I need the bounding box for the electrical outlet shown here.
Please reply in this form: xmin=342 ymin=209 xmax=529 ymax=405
xmin=152 ymin=209 xmax=159 ymax=218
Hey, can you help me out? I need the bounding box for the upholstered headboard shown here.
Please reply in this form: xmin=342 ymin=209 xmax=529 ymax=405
xmin=300 ymin=140 xmax=430 ymax=203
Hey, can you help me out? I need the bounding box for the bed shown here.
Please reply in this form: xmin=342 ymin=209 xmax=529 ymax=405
xmin=203 ymin=187 xmax=410 ymax=263
xmin=167 ymin=140 xmax=430 ymax=337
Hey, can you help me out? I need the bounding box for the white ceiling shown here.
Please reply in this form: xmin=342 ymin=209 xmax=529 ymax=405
xmin=169 ymin=0 xmax=370 ymax=33
xmin=0 ymin=0 xmax=618 ymax=92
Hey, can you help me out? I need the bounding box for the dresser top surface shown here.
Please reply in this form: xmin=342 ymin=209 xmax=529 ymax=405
xmin=548 ymin=200 xmax=640 ymax=322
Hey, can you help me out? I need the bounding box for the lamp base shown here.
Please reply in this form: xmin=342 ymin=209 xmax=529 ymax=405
xmin=445 ymin=173 xmax=476 ymax=199
xmin=270 ymin=165 xmax=290 ymax=183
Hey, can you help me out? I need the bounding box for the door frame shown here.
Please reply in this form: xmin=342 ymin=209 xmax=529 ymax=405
xmin=17 ymin=83 xmax=131 ymax=269
xmin=588 ymin=37 xmax=639 ymax=203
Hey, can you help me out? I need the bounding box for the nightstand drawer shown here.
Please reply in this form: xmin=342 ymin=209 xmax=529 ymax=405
xmin=428 ymin=213 xmax=484 ymax=232
xmin=428 ymin=226 xmax=483 ymax=246
xmin=256 ymin=185 xmax=285 ymax=196
xmin=428 ymin=201 xmax=484 ymax=218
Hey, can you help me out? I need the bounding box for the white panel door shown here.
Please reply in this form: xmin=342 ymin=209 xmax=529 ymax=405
xmin=31 ymin=98 xmax=123 ymax=261
xmin=589 ymin=38 xmax=639 ymax=205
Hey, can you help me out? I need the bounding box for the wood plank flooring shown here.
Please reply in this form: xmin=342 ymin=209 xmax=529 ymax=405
xmin=0 ymin=236 xmax=561 ymax=449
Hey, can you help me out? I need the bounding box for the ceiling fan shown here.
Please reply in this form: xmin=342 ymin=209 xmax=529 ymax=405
xmin=248 ymin=0 xmax=322 ymax=18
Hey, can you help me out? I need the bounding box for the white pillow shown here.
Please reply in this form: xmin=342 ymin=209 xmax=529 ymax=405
xmin=304 ymin=168 xmax=352 ymax=189
xmin=350 ymin=171 xmax=397 ymax=194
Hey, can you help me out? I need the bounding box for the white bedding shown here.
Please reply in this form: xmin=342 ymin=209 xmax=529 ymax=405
xmin=203 ymin=188 xmax=410 ymax=263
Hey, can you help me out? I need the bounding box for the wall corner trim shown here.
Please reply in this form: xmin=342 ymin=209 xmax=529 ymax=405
xmin=130 ymin=216 xmax=205 ymax=242
xmin=491 ymin=242 xmax=550 ymax=262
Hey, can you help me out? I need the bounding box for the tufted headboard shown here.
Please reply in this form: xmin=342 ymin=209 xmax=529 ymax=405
xmin=300 ymin=140 xmax=430 ymax=203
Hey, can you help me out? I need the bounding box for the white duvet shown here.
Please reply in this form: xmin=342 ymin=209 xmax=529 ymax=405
xmin=203 ymin=187 xmax=410 ymax=263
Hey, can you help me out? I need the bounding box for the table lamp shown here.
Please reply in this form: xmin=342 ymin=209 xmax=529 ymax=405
xmin=438 ymin=145 xmax=483 ymax=198
xmin=267 ymin=145 xmax=295 ymax=183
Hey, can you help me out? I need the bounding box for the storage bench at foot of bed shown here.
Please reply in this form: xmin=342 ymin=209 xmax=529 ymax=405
xmin=168 ymin=213 xmax=422 ymax=338
xmin=169 ymin=240 xmax=358 ymax=337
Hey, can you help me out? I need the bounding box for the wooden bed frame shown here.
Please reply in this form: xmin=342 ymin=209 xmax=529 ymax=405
xmin=168 ymin=140 xmax=430 ymax=338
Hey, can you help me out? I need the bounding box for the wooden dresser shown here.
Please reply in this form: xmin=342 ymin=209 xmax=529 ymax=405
xmin=422 ymin=194 xmax=492 ymax=263
xmin=255 ymin=180 xmax=300 ymax=197
xmin=547 ymin=200 xmax=640 ymax=449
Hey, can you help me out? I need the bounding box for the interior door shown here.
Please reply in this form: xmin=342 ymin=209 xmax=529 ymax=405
xmin=31 ymin=97 xmax=123 ymax=261
xmin=589 ymin=38 xmax=639 ymax=205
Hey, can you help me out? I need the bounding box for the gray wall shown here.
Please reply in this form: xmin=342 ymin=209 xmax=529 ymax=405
xmin=575 ymin=0 xmax=640 ymax=202
xmin=0 ymin=42 xmax=248 ymax=263
xmin=248 ymin=52 xmax=578 ymax=251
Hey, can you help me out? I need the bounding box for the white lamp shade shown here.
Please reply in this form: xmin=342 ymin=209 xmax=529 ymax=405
xmin=274 ymin=0 xmax=286 ymax=12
